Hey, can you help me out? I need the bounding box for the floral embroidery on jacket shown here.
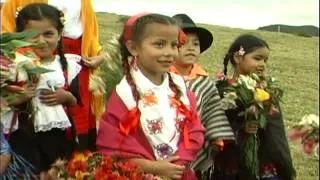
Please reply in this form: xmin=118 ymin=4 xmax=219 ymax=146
xmin=141 ymin=91 xmax=158 ymax=107
xmin=147 ymin=118 xmax=163 ymax=135
xmin=156 ymin=143 xmax=174 ymax=159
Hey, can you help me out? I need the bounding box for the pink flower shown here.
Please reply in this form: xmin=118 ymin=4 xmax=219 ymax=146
xmin=303 ymin=140 xmax=317 ymax=155
xmin=287 ymin=128 xmax=307 ymax=142
xmin=215 ymin=71 xmax=225 ymax=81
xmin=238 ymin=46 xmax=245 ymax=56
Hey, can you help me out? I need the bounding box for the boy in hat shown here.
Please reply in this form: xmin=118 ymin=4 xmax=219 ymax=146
xmin=170 ymin=14 xmax=235 ymax=179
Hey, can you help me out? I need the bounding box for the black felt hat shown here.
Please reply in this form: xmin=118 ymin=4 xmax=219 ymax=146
xmin=173 ymin=14 xmax=213 ymax=53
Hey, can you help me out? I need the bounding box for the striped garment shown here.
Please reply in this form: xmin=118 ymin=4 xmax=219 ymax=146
xmin=187 ymin=76 xmax=234 ymax=171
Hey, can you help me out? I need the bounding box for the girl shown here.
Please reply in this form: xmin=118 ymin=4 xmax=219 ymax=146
xmin=213 ymin=34 xmax=296 ymax=180
xmin=96 ymin=13 xmax=205 ymax=179
xmin=2 ymin=0 xmax=106 ymax=151
xmin=170 ymin=14 xmax=235 ymax=179
xmin=0 ymin=67 xmax=36 ymax=179
xmin=7 ymin=3 xmax=80 ymax=179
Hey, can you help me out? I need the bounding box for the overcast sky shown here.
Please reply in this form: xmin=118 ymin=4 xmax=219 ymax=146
xmin=92 ymin=0 xmax=319 ymax=29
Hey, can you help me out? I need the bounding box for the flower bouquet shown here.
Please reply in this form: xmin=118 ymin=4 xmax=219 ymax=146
xmin=51 ymin=151 xmax=166 ymax=180
xmin=0 ymin=31 xmax=52 ymax=116
xmin=288 ymin=114 xmax=319 ymax=159
xmin=219 ymin=73 xmax=283 ymax=177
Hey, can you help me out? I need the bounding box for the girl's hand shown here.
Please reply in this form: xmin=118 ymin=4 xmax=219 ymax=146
xmin=130 ymin=156 xmax=185 ymax=180
xmin=39 ymin=88 xmax=76 ymax=106
xmin=81 ymin=55 xmax=104 ymax=68
xmin=154 ymin=156 xmax=185 ymax=179
xmin=8 ymin=85 xmax=36 ymax=106
xmin=245 ymin=121 xmax=258 ymax=134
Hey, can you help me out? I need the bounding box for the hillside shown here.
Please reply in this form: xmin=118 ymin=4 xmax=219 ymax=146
xmin=258 ymin=24 xmax=319 ymax=37
xmin=96 ymin=12 xmax=319 ymax=180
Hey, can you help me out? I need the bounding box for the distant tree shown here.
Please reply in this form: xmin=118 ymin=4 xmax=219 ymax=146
xmin=258 ymin=24 xmax=319 ymax=37
xmin=294 ymin=32 xmax=312 ymax=38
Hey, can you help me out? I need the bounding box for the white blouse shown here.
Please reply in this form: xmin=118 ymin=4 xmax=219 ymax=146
xmin=48 ymin=0 xmax=83 ymax=39
xmin=1 ymin=54 xmax=82 ymax=133
xmin=116 ymin=68 xmax=190 ymax=160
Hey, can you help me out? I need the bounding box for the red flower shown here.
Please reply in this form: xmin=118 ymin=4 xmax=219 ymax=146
xmin=66 ymin=151 xmax=89 ymax=177
xmin=57 ymin=151 xmax=146 ymax=179
xmin=94 ymin=168 xmax=109 ymax=180
xmin=117 ymin=161 xmax=139 ymax=172
xmin=303 ymin=140 xmax=317 ymax=155
xmin=16 ymin=47 xmax=34 ymax=54
xmin=288 ymin=128 xmax=307 ymax=142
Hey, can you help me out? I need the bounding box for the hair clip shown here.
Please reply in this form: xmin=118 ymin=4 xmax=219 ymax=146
xmin=238 ymin=46 xmax=245 ymax=56
xmin=59 ymin=11 xmax=66 ymax=25
xmin=15 ymin=7 xmax=22 ymax=18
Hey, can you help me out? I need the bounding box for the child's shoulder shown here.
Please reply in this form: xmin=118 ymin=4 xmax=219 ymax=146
xmin=168 ymin=72 xmax=187 ymax=88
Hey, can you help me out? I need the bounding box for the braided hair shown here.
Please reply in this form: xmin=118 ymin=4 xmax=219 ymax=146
xmin=119 ymin=14 xmax=184 ymax=102
xmin=223 ymin=34 xmax=269 ymax=75
xmin=16 ymin=3 xmax=67 ymax=72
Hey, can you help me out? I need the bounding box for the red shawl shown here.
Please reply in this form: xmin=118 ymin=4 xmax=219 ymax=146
xmin=96 ymin=90 xmax=205 ymax=166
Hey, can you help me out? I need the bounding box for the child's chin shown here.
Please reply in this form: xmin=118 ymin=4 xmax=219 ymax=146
xmin=34 ymin=50 xmax=53 ymax=59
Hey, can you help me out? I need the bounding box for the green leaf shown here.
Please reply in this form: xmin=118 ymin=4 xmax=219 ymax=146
xmin=5 ymin=39 xmax=34 ymax=50
xmin=259 ymin=114 xmax=267 ymax=129
xmin=1 ymin=31 xmax=39 ymax=44
xmin=26 ymin=67 xmax=54 ymax=74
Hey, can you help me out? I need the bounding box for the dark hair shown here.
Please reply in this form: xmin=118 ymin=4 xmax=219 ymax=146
xmin=16 ymin=3 xmax=67 ymax=72
xmin=119 ymin=14 xmax=181 ymax=102
xmin=223 ymin=34 xmax=269 ymax=75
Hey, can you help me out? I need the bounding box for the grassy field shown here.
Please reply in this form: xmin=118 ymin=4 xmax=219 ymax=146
xmin=96 ymin=12 xmax=319 ymax=179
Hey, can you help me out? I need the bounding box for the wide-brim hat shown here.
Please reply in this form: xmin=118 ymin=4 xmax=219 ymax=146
xmin=172 ymin=14 xmax=213 ymax=53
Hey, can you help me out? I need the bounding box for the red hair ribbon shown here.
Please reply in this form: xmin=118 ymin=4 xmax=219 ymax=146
xmin=123 ymin=13 xmax=150 ymax=42
xmin=176 ymin=102 xmax=195 ymax=149
xmin=119 ymin=107 xmax=141 ymax=136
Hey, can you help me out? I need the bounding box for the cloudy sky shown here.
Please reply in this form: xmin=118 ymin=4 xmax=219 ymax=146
xmin=92 ymin=0 xmax=319 ymax=29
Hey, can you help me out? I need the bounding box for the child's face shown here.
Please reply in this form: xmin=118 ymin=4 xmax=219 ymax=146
xmin=24 ymin=19 xmax=61 ymax=60
xmin=134 ymin=23 xmax=179 ymax=81
xmin=176 ymin=33 xmax=201 ymax=67
xmin=236 ymin=46 xmax=269 ymax=76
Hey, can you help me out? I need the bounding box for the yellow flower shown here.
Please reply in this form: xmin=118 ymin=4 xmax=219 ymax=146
xmin=72 ymin=152 xmax=88 ymax=163
xmin=254 ymin=88 xmax=270 ymax=102
xmin=75 ymin=171 xmax=86 ymax=180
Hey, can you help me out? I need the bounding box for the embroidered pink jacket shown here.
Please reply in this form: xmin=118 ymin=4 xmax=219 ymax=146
xmin=96 ymin=90 xmax=205 ymax=166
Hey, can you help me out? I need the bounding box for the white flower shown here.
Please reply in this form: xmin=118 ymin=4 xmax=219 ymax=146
xmin=251 ymin=73 xmax=260 ymax=81
xmin=238 ymin=75 xmax=257 ymax=91
xmin=299 ymin=114 xmax=319 ymax=127
xmin=225 ymin=92 xmax=237 ymax=100
xmin=7 ymin=52 xmax=38 ymax=82
xmin=221 ymin=92 xmax=238 ymax=110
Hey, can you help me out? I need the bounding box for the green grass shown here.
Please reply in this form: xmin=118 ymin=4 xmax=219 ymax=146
xmin=96 ymin=12 xmax=319 ymax=179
